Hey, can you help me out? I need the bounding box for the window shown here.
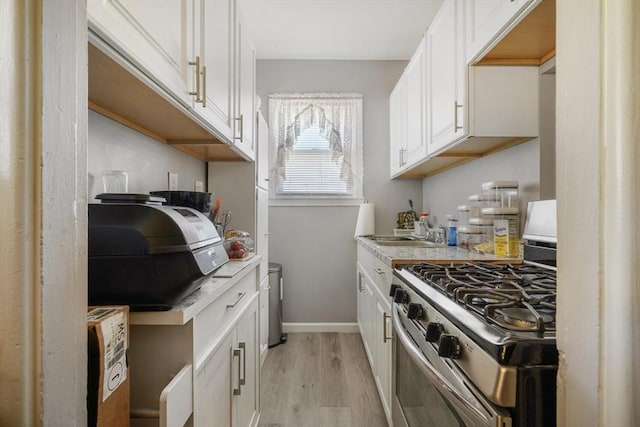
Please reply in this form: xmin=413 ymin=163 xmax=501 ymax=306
xmin=269 ymin=93 xmax=363 ymax=204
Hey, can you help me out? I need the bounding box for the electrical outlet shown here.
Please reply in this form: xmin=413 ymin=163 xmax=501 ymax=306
xmin=194 ymin=180 xmax=204 ymax=192
xmin=168 ymin=172 xmax=178 ymax=190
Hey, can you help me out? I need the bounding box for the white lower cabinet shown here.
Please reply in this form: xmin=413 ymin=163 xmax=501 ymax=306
xmin=194 ymin=296 xmax=258 ymax=427
xmin=356 ymin=265 xmax=375 ymax=366
xmin=195 ymin=331 xmax=234 ymax=427
xmin=374 ymin=298 xmax=392 ymax=419
xmin=356 ymin=247 xmax=393 ymax=426
xmin=129 ymin=263 xmax=260 ymax=427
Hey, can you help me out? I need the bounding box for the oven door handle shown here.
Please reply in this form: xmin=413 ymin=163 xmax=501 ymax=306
xmin=392 ymin=304 xmax=491 ymax=425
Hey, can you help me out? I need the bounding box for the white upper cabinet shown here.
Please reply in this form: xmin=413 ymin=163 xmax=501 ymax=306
xmin=233 ymin=7 xmax=256 ymax=160
xmin=88 ymin=0 xmax=258 ymax=161
xmin=389 ymin=77 xmax=406 ymax=176
xmin=466 ymin=0 xmax=539 ymax=63
xmin=426 ymin=0 xmax=466 ymax=155
xmin=194 ymin=0 xmax=235 ymax=142
xmin=389 ymin=0 xmax=543 ymax=178
xmin=389 ymin=36 xmax=427 ymax=177
xmin=87 ymin=0 xmax=196 ymax=107
xmin=403 ymin=38 xmax=427 ymax=167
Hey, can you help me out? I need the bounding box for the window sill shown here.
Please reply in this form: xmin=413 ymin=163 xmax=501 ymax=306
xmin=269 ymin=197 xmax=365 ymax=207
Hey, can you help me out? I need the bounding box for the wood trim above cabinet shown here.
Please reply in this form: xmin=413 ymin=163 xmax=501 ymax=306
xmin=88 ymin=42 xmax=249 ymax=162
xmin=476 ymin=0 xmax=556 ymax=66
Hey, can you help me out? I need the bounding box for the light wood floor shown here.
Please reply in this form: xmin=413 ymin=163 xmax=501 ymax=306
xmin=258 ymin=333 xmax=389 ymax=427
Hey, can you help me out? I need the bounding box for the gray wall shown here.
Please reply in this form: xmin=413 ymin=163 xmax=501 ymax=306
xmin=422 ymin=69 xmax=556 ymax=227
xmin=87 ymin=110 xmax=206 ymax=201
xmin=257 ymin=60 xmax=423 ymax=324
xmin=422 ymin=140 xmax=540 ymax=226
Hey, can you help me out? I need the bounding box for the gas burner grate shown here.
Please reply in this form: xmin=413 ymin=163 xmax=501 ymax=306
xmin=405 ymin=262 xmax=556 ymax=335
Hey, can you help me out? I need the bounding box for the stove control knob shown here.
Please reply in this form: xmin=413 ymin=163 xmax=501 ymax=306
xmin=407 ymin=303 xmax=423 ymax=320
xmin=438 ymin=334 xmax=462 ymax=359
xmin=389 ymin=284 xmax=401 ymax=298
xmin=393 ymin=289 xmax=409 ymax=304
xmin=425 ymin=322 xmax=444 ymax=343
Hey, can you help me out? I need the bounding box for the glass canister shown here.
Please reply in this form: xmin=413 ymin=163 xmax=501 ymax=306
xmin=481 ymin=181 xmax=519 ymax=209
xmin=469 ymin=217 xmax=494 ymax=240
xmin=457 ymin=225 xmax=484 ymax=250
xmin=457 ymin=205 xmax=471 ymax=227
xmin=468 ymin=194 xmax=500 ymax=218
xmin=482 ymin=207 xmax=520 ymax=257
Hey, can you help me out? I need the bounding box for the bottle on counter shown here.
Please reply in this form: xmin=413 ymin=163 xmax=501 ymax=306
xmin=446 ymin=215 xmax=458 ymax=246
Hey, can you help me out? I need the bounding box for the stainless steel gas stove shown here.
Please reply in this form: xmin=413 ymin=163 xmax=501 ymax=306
xmin=391 ymin=200 xmax=557 ymax=427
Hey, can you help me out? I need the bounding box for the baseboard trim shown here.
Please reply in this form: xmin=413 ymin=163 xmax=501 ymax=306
xmin=282 ymin=322 xmax=359 ymax=333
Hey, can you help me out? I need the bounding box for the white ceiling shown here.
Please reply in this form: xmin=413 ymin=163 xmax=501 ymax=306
xmin=237 ymin=0 xmax=445 ymax=60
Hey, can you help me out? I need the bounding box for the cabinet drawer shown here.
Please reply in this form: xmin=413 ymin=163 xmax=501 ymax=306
xmin=193 ymin=271 xmax=257 ymax=361
xmin=357 ymin=243 xmax=375 ymax=274
xmin=372 ymin=258 xmax=393 ymax=300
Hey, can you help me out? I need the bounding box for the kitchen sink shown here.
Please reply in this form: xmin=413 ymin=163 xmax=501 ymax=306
xmin=373 ymin=240 xmax=440 ymax=247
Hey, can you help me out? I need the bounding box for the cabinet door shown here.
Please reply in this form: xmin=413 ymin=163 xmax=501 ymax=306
xmin=426 ymin=0 xmax=467 ymax=155
xmin=256 ymin=186 xmax=269 ymax=281
xmin=87 ymin=0 xmax=196 ymax=107
xmin=235 ymin=298 xmax=259 ymax=427
xmin=465 ymin=0 xmax=535 ymax=63
xmin=389 ymin=76 xmax=406 ymax=177
xmin=195 ymin=0 xmax=235 ymax=141
xmin=194 ymin=329 xmax=234 ymax=427
xmin=356 ymin=267 xmax=375 ymax=367
xmin=374 ymin=299 xmax=393 ymax=423
xmin=233 ymin=9 xmax=256 ymax=160
xmin=259 ymin=277 xmax=269 ymax=366
xmin=256 ymin=112 xmax=270 ymax=189
xmin=404 ymin=38 xmax=427 ymax=166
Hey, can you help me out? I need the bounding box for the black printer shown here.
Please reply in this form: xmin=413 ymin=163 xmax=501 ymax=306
xmin=88 ymin=199 xmax=228 ymax=310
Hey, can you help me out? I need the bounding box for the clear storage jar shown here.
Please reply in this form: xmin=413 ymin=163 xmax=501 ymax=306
xmin=468 ymin=194 xmax=500 ymax=217
xmin=481 ymin=181 xmax=519 ymax=209
xmin=457 ymin=205 xmax=471 ymax=227
xmin=469 ymin=217 xmax=494 ymax=240
xmin=457 ymin=225 xmax=484 ymax=250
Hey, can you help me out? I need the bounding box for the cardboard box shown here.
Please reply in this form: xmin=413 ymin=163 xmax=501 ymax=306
xmin=87 ymin=306 xmax=130 ymax=427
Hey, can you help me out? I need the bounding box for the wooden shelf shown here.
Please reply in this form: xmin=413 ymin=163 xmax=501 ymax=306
xmin=88 ymin=42 xmax=248 ymax=162
xmin=475 ymin=0 xmax=556 ymax=66
xmin=393 ymin=136 xmax=533 ymax=179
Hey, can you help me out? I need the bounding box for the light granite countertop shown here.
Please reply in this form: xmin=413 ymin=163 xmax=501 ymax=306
xmin=356 ymin=236 xmax=521 ymax=268
xmin=129 ymin=255 xmax=261 ymax=326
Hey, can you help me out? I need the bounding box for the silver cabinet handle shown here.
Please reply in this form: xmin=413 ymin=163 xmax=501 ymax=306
xmin=358 ymin=272 xmax=364 ymax=292
xmin=234 ymin=115 xmax=244 ymax=141
xmin=383 ymin=312 xmax=393 ymax=343
xmin=374 ymin=268 xmax=385 ymax=275
xmin=239 ymin=342 xmax=246 ymax=386
xmin=201 ymin=65 xmax=207 ymax=108
xmin=232 ymin=348 xmax=242 ymax=396
xmin=454 ymin=101 xmax=463 ymax=132
xmin=188 ymin=56 xmax=202 ymax=102
xmin=226 ymin=292 xmax=246 ymax=309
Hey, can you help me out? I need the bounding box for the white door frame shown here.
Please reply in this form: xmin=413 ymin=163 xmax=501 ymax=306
xmin=0 ymin=0 xmax=87 ymax=424
xmin=557 ymin=0 xmax=640 ymax=425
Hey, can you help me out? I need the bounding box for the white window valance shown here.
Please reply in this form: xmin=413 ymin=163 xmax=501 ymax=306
xmin=269 ymin=93 xmax=363 ymax=199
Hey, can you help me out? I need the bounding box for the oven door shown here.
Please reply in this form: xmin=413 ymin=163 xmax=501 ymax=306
xmin=391 ymin=304 xmax=512 ymax=427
